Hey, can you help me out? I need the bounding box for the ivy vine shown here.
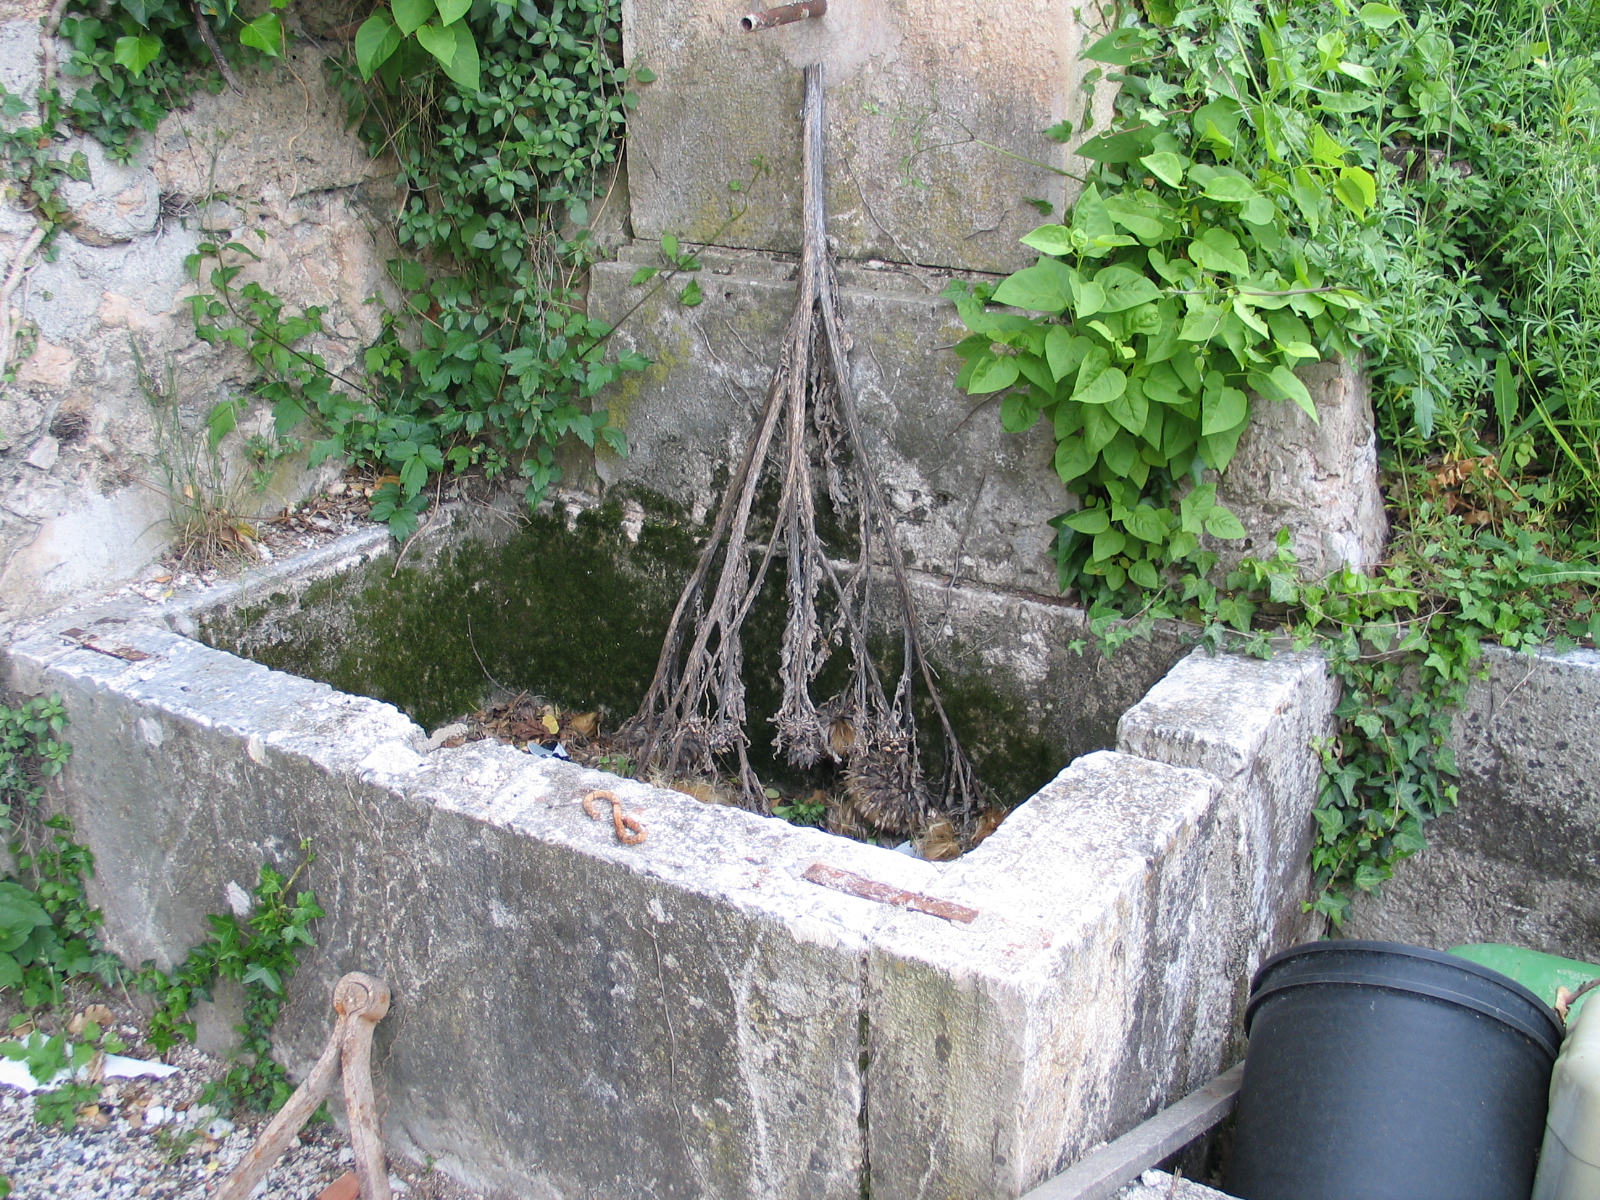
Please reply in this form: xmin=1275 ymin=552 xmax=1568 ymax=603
xmin=952 ymin=0 xmax=1600 ymax=921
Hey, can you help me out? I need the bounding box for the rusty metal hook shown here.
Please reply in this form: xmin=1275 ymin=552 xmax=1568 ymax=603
xmin=214 ymin=973 xmax=392 ymax=1200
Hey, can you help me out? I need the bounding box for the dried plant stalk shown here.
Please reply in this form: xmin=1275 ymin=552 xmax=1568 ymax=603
xmin=622 ymin=64 xmax=985 ymax=837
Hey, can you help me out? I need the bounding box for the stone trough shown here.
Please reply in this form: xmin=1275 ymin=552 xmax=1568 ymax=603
xmin=1 ymin=501 xmax=1336 ymax=1199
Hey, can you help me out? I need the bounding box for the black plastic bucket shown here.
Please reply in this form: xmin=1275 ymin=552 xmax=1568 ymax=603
xmin=1224 ymin=939 xmax=1562 ymax=1200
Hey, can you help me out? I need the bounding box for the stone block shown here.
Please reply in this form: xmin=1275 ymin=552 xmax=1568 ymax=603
xmin=621 ymin=0 xmax=1111 ymax=274
xmin=1212 ymin=356 xmax=1388 ymax=577
xmin=591 ymin=244 xmax=1068 ymax=594
xmin=58 ymin=137 xmax=160 ymax=246
xmin=1347 ymin=645 xmax=1600 ymax=961
xmin=1118 ymin=647 xmax=1336 ymax=980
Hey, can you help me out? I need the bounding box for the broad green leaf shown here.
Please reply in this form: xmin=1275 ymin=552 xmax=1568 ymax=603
xmin=1020 ymin=224 xmax=1075 ymax=257
xmin=1076 ymin=129 xmax=1155 ymax=164
xmin=1123 ymin=506 xmax=1167 ymax=543
xmin=1101 ymin=431 xmax=1138 ymax=478
xmin=1311 ymin=125 xmax=1349 ymax=166
xmin=1064 ymin=507 xmax=1110 ymax=535
xmin=1094 ymin=265 xmax=1162 ymax=312
xmin=1188 ymin=227 xmax=1250 ymax=275
xmin=1269 ymin=365 xmax=1319 ymax=421
xmin=678 ymin=278 xmax=703 ymax=307
xmin=1178 ymin=304 xmax=1224 ymax=342
xmin=1107 ymin=379 xmax=1149 ymax=434
xmin=992 ymin=259 xmax=1076 ymax=314
xmin=1338 ymin=60 xmax=1379 ymax=87
xmin=1054 ymin=435 xmax=1095 ymax=483
xmin=355 ymin=13 xmax=402 ymax=79
xmin=1142 ymin=362 xmax=1188 ymax=405
xmin=1358 ymin=3 xmax=1405 ymax=30
xmin=1139 ymin=151 xmax=1187 ymax=187
xmin=1046 ymin=326 xmax=1088 ymax=382
xmin=968 ymin=350 xmax=1021 ymax=394
xmin=414 ymin=20 xmax=480 ymax=89
xmin=1192 ymin=97 xmax=1241 ymax=153
xmin=436 ymin=0 xmax=470 ymax=23
xmin=1204 ymin=505 xmax=1247 ymax=539
xmin=1092 ymin=530 xmax=1127 ymax=561
xmin=239 ymin=12 xmax=283 ymax=56
xmin=120 ymin=0 xmax=159 ymax=25
xmin=1072 ymin=347 xmax=1127 ymax=406
xmin=1102 ymin=191 xmax=1170 ymax=241
xmin=1074 ymin=279 xmax=1107 ymax=319
xmin=1000 ymin=394 xmax=1039 ymax=432
xmin=1199 ymin=174 xmax=1261 ymax=204
xmin=1332 ymin=166 xmax=1376 ymax=217
xmin=1202 ymin=379 xmax=1248 ymax=434
xmin=392 ymin=0 xmax=436 ymax=35
xmin=1082 ymin=28 xmax=1146 ymax=65
xmin=113 ymin=34 xmax=162 ymax=75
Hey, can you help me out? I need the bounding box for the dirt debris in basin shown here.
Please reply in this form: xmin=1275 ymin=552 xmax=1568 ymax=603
xmin=433 ymin=697 xmax=1010 ymax=862
xmin=0 ymin=993 xmax=483 ymax=1200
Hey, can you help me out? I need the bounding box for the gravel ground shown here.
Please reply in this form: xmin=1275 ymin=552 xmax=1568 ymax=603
xmin=0 ymin=994 xmax=482 ymax=1200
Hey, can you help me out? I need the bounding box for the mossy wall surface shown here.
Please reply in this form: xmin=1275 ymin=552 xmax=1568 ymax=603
xmin=201 ymin=504 xmax=1185 ymax=808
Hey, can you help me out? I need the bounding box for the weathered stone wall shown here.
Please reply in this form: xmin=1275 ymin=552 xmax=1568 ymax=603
xmin=1 ymin=531 xmax=1335 ymax=1199
xmin=1347 ymin=645 xmax=1600 ymax=963
xmin=622 ymin=0 xmax=1113 ymax=275
xmin=0 ymin=10 xmax=395 ymax=620
xmin=591 ymin=245 xmax=1387 ymax=595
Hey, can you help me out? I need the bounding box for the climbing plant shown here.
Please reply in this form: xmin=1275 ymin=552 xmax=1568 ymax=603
xmin=950 ymin=0 xmax=1600 ymax=920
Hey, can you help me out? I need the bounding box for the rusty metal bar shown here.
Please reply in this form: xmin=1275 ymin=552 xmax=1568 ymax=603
xmin=802 ymin=861 xmax=980 ymax=924
xmin=739 ymin=0 xmax=825 ymax=32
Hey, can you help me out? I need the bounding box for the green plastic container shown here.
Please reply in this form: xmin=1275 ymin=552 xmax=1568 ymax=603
xmin=1450 ymin=944 xmax=1600 ymax=1019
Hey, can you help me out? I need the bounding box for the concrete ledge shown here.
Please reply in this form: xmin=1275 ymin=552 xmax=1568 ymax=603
xmin=2 ymin=556 xmax=1332 ymax=1197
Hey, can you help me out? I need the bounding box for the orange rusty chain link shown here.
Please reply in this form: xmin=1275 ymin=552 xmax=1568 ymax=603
xmin=584 ymin=788 xmax=648 ymax=844
xmin=214 ymin=973 xmax=391 ymax=1200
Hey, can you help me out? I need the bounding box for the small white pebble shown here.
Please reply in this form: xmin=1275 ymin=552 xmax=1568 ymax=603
xmin=338 ymin=1146 xmax=354 ymax=1164
xmin=389 ymin=1175 xmax=410 ymax=1193
xmin=208 ymin=1117 xmax=235 ymax=1139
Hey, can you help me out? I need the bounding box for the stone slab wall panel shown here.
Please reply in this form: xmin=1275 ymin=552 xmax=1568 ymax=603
xmin=1348 ymin=645 xmax=1600 ymax=962
xmin=0 ymin=24 xmax=397 ymax=621
xmin=621 ymin=0 xmax=1113 ymax=275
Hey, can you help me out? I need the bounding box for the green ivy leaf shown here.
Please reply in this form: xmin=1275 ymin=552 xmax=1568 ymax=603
xmin=113 ymin=34 xmax=162 ymax=75
xmin=678 ymin=279 xmax=703 ymax=307
xmin=435 ymin=0 xmax=470 ymax=24
xmin=239 ymin=12 xmax=283 ymax=56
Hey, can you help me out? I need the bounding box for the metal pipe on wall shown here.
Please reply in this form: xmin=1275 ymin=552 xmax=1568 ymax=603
xmin=739 ymin=0 xmax=826 ymax=32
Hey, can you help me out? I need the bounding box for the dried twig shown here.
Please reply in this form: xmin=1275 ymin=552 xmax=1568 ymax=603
xmin=621 ymin=64 xmax=986 ymax=840
xmin=0 ymin=224 xmax=47 ymax=378
xmin=190 ymin=0 xmax=244 ymax=95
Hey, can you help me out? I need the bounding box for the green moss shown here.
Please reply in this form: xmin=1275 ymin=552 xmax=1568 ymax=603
xmin=202 ymin=501 xmax=1063 ymax=808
